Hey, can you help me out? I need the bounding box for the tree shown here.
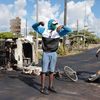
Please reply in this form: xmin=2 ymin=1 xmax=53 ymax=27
xmin=29 ymin=31 xmax=41 ymax=38
xmin=0 ymin=32 xmax=17 ymax=39
xmin=69 ymin=30 xmax=100 ymax=44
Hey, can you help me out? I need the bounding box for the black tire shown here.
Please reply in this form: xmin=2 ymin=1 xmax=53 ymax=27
xmin=64 ymin=66 xmax=78 ymax=82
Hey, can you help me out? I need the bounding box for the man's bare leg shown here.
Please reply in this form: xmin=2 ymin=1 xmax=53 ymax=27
xmin=41 ymin=73 xmax=45 ymax=89
xmin=49 ymin=72 xmax=54 ymax=88
xmin=48 ymin=72 xmax=57 ymax=93
xmin=40 ymin=73 xmax=49 ymax=95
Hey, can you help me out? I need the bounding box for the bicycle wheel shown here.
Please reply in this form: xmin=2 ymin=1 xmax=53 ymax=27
xmin=64 ymin=66 xmax=78 ymax=82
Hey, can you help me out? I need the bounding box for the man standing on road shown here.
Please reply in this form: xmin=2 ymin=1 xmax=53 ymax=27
xmin=32 ymin=19 xmax=72 ymax=95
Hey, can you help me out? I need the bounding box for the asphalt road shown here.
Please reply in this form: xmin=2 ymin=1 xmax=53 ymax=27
xmin=0 ymin=46 xmax=100 ymax=100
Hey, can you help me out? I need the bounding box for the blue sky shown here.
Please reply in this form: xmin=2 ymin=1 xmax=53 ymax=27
xmin=92 ymin=0 xmax=100 ymax=18
xmin=0 ymin=0 xmax=100 ymax=37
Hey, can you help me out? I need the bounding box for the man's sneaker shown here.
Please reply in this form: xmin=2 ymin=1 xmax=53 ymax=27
xmin=48 ymin=87 xmax=57 ymax=93
xmin=88 ymin=74 xmax=99 ymax=81
xmin=40 ymin=88 xmax=49 ymax=95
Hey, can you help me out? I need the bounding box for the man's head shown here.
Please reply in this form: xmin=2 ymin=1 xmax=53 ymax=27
xmin=48 ymin=19 xmax=58 ymax=31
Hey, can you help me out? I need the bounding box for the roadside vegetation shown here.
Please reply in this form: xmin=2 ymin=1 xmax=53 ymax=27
xmin=0 ymin=32 xmax=18 ymax=39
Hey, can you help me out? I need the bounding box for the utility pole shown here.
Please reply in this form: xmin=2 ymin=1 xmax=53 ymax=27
xmin=77 ymin=19 xmax=79 ymax=33
xmin=26 ymin=18 xmax=27 ymax=37
xmin=35 ymin=0 xmax=39 ymax=64
xmin=63 ymin=0 xmax=67 ymax=53
xmin=84 ymin=1 xmax=87 ymax=47
xmin=64 ymin=0 xmax=67 ymax=26
xmin=84 ymin=1 xmax=88 ymax=30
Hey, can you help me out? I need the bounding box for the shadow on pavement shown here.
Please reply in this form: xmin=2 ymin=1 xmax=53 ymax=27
xmin=8 ymin=73 xmax=41 ymax=92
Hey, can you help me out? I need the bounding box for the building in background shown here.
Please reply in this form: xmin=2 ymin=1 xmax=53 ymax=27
xmin=10 ymin=17 xmax=21 ymax=34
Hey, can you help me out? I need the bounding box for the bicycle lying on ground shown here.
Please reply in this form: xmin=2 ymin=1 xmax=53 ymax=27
xmin=22 ymin=62 xmax=78 ymax=82
xmin=54 ymin=66 xmax=78 ymax=82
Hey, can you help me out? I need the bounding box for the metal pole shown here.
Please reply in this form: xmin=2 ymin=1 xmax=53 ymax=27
xmin=36 ymin=0 xmax=39 ymax=64
xmin=63 ymin=0 xmax=67 ymax=53
xmin=64 ymin=0 xmax=67 ymax=26
xmin=26 ymin=18 xmax=27 ymax=37
xmin=77 ymin=19 xmax=79 ymax=33
xmin=84 ymin=1 xmax=87 ymax=47
xmin=84 ymin=1 xmax=87 ymax=29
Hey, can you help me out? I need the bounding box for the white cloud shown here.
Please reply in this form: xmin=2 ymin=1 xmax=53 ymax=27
xmin=32 ymin=0 xmax=60 ymax=25
xmin=0 ymin=4 xmax=13 ymax=31
xmin=0 ymin=0 xmax=27 ymax=32
xmin=59 ymin=0 xmax=100 ymax=37
xmin=59 ymin=1 xmax=93 ymax=27
xmin=14 ymin=0 xmax=27 ymax=17
xmin=92 ymin=18 xmax=100 ymax=37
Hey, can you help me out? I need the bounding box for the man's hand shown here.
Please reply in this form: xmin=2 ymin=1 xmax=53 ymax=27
xmin=39 ymin=21 xmax=44 ymax=26
xmin=56 ymin=25 xmax=63 ymax=32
